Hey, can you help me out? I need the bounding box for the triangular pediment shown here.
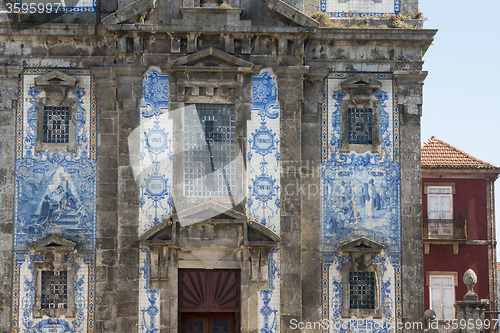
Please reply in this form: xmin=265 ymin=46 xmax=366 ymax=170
xmin=171 ymin=201 xmax=247 ymax=226
xmin=167 ymin=48 xmax=254 ymax=70
xmin=340 ymin=74 xmax=382 ymax=90
xmin=339 ymin=237 xmax=383 ymax=254
xmin=35 ymin=71 xmax=77 ymax=88
xmin=32 ymin=236 xmax=76 ymax=253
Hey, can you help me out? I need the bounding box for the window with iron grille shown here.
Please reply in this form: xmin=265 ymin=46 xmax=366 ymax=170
xmin=347 ymin=108 xmax=372 ymax=144
xmin=41 ymin=270 xmax=68 ymax=309
xmin=184 ymin=104 xmax=236 ymax=196
xmin=43 ymin=106 xmax=70 ymax=144
xmin=349 ymin=271 xmax=375 ymax=310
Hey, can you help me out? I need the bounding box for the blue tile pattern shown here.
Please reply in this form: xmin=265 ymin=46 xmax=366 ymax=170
xmin=248 ymin=70 xmax=281 ymax=333
xmin=139 ymin=69 xmax=172 ymax=233
xmin=12 ymin=69 xmax=96 ymax=333
xmin=321 ymin=73 xmax=401 ymax=332
xmin=248 ymin=70 xmax=280 ymax=233
xmin=139 ymin=68 xmax=170 ymax=333
xmin=320 ymin=0 xmax=400 ymax=17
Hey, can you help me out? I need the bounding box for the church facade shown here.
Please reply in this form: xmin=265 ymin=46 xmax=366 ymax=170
xmin=0 ymin=0 xmax=435 ymax=332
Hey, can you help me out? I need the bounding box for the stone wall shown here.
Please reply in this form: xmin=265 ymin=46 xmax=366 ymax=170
xmin=0 ymin=1 xmax=434 ymax=332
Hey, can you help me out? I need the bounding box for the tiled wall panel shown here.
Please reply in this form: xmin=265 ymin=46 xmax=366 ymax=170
xmin=321 ymin=73 xmax=401 ymax=332
xmin=12 ymin=69 xmax=96 ymax=332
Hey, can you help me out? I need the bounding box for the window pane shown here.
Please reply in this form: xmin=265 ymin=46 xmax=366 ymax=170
xmin=430 ymin=276 xmax=453 ymax=286
xmin=428 ymin=196 xmax=439 ymax=219
xmin=41 ymin=270 xmax=68 ymax=309
xmin=184 ymin=104 xmax=236 ymax=197
xmin=349 ymin=271 xmax=375 ymax=309
xmin=428 ymin=187 xmax=451 ymax=194
xmin=43 ymin=106 xmax=70 ymax=144
xmin=347 ymin=108 xmax=372 ymax=144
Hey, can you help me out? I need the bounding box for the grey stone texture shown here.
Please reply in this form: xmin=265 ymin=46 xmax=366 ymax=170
xmin=0 ymin=0 xmax=436 ymax=332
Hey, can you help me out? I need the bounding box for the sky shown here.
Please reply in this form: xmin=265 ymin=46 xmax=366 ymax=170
xmin=419 ymin=0 xmax=500 ymax=257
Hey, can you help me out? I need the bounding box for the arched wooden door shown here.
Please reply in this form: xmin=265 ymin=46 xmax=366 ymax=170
xmin=179 ymin=269 xmax=240 ymax=333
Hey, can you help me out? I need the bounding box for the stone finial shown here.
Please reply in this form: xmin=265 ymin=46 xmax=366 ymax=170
xmin=463 ymin=268 xmax=478 ymax=301
xmin=424 ymin=309 xmax=439 ymax=332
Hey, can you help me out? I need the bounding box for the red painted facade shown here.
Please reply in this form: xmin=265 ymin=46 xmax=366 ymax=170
xmin=422 ymin=177 xmax=496 ymax=310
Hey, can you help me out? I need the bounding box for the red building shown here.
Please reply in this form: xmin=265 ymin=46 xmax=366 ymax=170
xmin=421 ymin=137 xmax=500 ymax=321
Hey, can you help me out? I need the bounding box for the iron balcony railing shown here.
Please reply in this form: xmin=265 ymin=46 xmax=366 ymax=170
xmin=423 ymin=219 xmax=467 ymax=241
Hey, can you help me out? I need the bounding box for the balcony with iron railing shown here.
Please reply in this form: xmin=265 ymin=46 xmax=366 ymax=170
xmin=423 ymin=219 xmax=467 ymax=254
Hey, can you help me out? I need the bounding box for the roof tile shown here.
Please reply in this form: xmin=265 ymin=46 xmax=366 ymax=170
xmin=421 ymin=136 xmax=498 ymax=169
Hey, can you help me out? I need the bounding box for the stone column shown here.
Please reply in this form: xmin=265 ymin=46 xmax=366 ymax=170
xmin=395 ymin=70 xmax=427 ymax=330
xmin=453 ymin=269 xmax=488 ymax=333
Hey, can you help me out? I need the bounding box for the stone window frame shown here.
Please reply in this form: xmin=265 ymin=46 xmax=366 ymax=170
xmin=34 ymin=71 xmax=78 ymax=152
xmin=341 ymin=262 xmax=383 ymax=318
xmin=339 ymin=74 xmax=382 ymax=154
xmin=33 ymin=261 xmax=76 ymax=318
xmin=32 ymin=236 xmax=77 ymax=318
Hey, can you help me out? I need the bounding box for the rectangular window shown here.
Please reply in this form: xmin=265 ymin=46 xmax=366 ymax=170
xmin=43 ymin=106 xmax=70 ymax=144
xmin=349 ymin=271 xmax=375 ymax=310
xmin=347 ymin=108 xmax=372 ymax=144
xmin=430 ymin=275 xmax=455 ymax=320
xmin=41 ymin=270 xmax=68 ymax=309
xmin=184 ymin=104 xmax=236 ymax=197
xmin=428 ymin=186 xmax=453 ymax=220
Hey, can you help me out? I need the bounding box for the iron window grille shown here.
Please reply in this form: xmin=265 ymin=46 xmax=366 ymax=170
xmin=349 ymin=271 xmax=375 ymax=310
xmin=347 ymin=108 xmax=373 ymax=145
xmin=184 ymin=104 xmax=236 ymax=197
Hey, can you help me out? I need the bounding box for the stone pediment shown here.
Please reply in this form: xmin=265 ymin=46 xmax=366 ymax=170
xmin=340 ymin=74 xmax=382 ymax=90
xmin=166 ymin=47 xmax=254 ymax=72
xmin=32 ymin=235 xmax=76 ymax=253
xmin=34 ymin=71 xmax=77 ymax=88
xmin=339 ymin=237 xmax=383 ymax=254
xmin=171 ymin=200 xmax=247 ymax=226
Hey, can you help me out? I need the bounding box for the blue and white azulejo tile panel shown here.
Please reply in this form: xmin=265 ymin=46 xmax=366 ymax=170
xmin=249 ymin=69 xmax=281 ymax=333
xmin=137 ymin=67 xmax=170 ymax=333
xmin=321 ymin=73 xmax=402 ymax=332
xmin=12 ymin=69 xmax=96 ymax=333
xmin=321 ymin=0 xmax=400 ymax=17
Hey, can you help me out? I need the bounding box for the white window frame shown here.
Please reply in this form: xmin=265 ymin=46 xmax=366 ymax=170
xmin=428 ymin=273 xmax=456 ymax=321
xmin=427 ymin=185 xmax=453 ymax=220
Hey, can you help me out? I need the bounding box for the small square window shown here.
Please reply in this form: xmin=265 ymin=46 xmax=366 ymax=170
xmin=41 ymin=270 xmax=68 ymax=309
xmin=349 ymin=271 xmax=375 ymax=310
xmin=43 ymin=106 xmax=70 ymax=144
xmin=347 ymin=108 xmax=372 ymax=144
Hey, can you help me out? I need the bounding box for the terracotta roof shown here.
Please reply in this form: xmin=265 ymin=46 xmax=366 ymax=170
xmin=421 ymin=136 xmax=498 ymax=170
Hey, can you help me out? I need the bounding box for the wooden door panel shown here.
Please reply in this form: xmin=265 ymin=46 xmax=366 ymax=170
xmin=179 ymin=270 xmax=210 ymax=312
xmin=210 ymin=271 xmax=240 ymax=312
xmin=179 ymin=270 xmax=240 ymax=312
